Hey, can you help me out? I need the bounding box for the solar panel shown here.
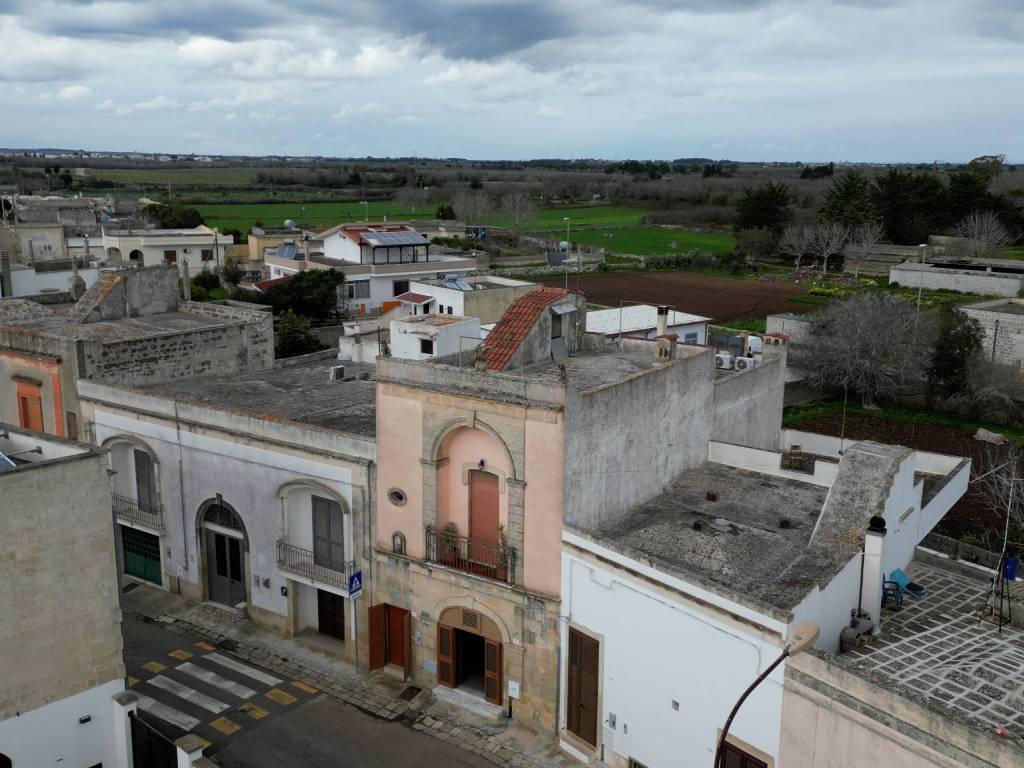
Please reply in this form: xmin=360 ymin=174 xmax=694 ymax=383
xmin=362 ymin=231 xmax=429 ymax=247
xmin=0 ymin=451 xmax=15 ymax=473
xmin=276 ymin=243 xmax=299 ymax=260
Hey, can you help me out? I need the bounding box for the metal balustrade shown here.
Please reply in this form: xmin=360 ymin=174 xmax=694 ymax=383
xmin=276 ymin=539 xmax=353 ymax=588
xmin=112 ymin=493 xmax=164 ymax=532
xmin=424 ymin=525 xmax=517 ymax=585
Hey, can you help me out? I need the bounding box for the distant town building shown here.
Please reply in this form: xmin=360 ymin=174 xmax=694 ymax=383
xmin=101 ymin=225 xmax=233 ymax=276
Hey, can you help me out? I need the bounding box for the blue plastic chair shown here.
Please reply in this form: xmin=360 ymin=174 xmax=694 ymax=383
xmin=890 ymin=568 xmax=927 ymax=598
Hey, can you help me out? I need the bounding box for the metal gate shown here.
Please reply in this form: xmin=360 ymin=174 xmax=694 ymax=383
xmin=122 ymin=526 xmax=162 ymax=585
xmin=130 ymin=711 xmax=177 ymax=768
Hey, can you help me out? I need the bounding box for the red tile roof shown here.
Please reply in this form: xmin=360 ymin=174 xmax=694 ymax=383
xmin=395 ymin=291 xmax=433 ymax=305
xmin=482 ymin=287 xmax=569 ymax=371
xmin=244 ymin=276 xmax=292 ymax=293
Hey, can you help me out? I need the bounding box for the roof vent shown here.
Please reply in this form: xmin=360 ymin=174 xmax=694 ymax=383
xmin=706 ymin=491 xmax=718 ymax=502
xmin=868 ymin=515 xmax=887 ymax=533
xmin=779 ymin=519 xmax=792 ymax=530
xmin=329 ymin=365 xmax=345 ymax=381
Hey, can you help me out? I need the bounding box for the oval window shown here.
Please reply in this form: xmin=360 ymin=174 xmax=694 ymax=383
xmin=387 ymin=488 xmax=407 ymax=506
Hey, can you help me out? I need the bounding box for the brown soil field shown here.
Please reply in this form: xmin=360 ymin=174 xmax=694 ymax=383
xmin=539 ymin=272 xmax=810 ymax=322
xmin=793 ymin=412 xmax=1004 ymax=541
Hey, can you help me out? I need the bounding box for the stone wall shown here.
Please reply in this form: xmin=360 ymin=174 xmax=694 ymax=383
xmin=962 ymin=299 xmax=1024 ymax=366
xmin=890 ymin=263 xmax=1024 ymax=297
xmin=711 ymin=349 xmax=786 ymax=451
xmin=0 ymin=448 xmax=125 ymax=719
xmin=70 ymin=264 xmax=179 ymax=324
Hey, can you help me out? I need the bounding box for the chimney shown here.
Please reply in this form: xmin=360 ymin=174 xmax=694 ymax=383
xmin=656 ymin=305 xmax=669 ymax=337
xmin=179 ymin=259 xmax=191 ymax=301
xmin=656 ymin=333 xmax=678 ymax=361
xmin=860 ymin=516 xmax=887 ymax=634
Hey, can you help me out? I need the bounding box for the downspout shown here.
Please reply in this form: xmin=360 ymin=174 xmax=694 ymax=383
xmin=991 ymin=319 xmax=1000 ymax=363
xmin=175 ymin=400 xmax=188 ymax=593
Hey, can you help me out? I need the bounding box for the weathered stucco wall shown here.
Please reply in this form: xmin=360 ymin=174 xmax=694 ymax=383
xmin=963 ymin=300 xmax=1024 ymax=367
xmin=0 ymin=447 xmax=124 ymax=720
xmin=890 ymin=263 xmax=1023 ymax=297
xmin=711 ymin=350 xmax=786 ymax=452
xmin=563 ymin=347 xmax=715 ymax=531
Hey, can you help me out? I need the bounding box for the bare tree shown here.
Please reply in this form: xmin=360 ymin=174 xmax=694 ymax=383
xmin=778 ymin=224 xmax=813 ymax=269
xmin=500 ymin=191 xmax=536 ymax=232
xmin=452 ymin=190 xmax=492 ymax=226
xmin=971 ymin=443 xmax=1024 ymax=551
xmin=808 ymin=222 xmax=848 ymax=275
xmin=955 ymin=210 xmax=1013 ymax=257
xmin=393 ymin=186 xmax=428 ymax=216
xmin=848 ymin=221 xmax=884 ymax=279
xmin=797 ymin=292 xmax=937 ymax=407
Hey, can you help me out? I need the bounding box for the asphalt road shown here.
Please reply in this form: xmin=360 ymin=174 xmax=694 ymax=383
xmin=124 ymin=616 xmax=495 ymax=767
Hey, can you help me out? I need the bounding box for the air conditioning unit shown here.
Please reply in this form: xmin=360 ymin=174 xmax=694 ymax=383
xmin=329 ymin=364 xmax=345 ymax=381
xmin=714 ymin=353 xmax=733 ymax=370
xmin=735 ymin=356 xmax=758 ymax=371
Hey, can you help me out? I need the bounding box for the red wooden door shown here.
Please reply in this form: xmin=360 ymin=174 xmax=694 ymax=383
xmin=469 ymin=470 xmax=499 ymax=545
xmin=368 ymin=604 xmax=387 ymax=671
xmin=437 ymin=624 xmax=454 ymax=687
xmin=16 ymin=382 xmax=44 ymax=433
xmin=484 ymin=639 xmax=502 ymax=705
xmin=387 ymin=605 xmax=408 ymax=667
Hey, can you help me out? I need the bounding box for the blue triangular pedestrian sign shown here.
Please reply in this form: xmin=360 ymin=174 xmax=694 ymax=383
xmin=348 ymin=570 xmax=363 ymax=599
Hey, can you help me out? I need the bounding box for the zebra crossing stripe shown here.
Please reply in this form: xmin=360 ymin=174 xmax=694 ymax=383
xmin=135 ymin=693 xmax=201 ymax=731
xmin=203 ymin=652 xmax=282 ymax=686
xmin=148 ymin=675 xmax=229 ymax=713
xmin=176 ymin=662 xmax=257 ymax=700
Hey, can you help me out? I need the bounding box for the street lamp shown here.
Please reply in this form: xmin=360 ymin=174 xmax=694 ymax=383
xmin=563 ymin=217 xmax=571 ymax=289
xmin=916 ymin=243 xmax=928 ymax=315
xmin=713 ymin=623 xmax=819 ymax=768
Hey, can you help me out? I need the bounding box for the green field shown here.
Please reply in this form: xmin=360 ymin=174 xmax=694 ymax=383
xmin=90 ymin=167 xmax=261 ymax=186
xmin=197 ymin=201 xmax=437 ymax=232
xmin=568 ymin=226 xmax=736 ymax=256
xmin=513 ymin=205 xmax=647 ymax=231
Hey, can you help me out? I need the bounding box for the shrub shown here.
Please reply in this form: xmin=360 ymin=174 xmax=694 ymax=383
xmin=192 ymin=271 xmax=221 ymax=291
xmin=190 ymin=285 xmax=208 ymax=302
xmin=275 ymin=309 xmax=324 ymax=358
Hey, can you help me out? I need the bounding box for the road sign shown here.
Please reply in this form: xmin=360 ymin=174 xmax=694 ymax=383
xmin=348 ymin=570 xmax=363 ymax=599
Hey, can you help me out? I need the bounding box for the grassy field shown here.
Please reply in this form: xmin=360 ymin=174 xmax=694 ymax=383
xmin=197 ymin=201 xmax=437 ymax=232
xmin=89 ymin=167 xmax=262 ymax=186
xmin=510 ymin=205 xmax=647 ymax=231
xmin=569 ymin=226 xmax=736 ymax=256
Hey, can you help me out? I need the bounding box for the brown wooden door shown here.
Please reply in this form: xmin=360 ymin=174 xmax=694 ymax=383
xmin=567 ymin=627 xmax=599 ymax=746
xmin=484 ymin=638 xmax=502 ymax=705
xmin=316 ymin=589 xmax=345 ymax=640
xmin=469 ymin=470 xmax=499 ymax=545
xmin=387 ymin=605 xmax=408 ymax=667
xmin=722 ymin=743 xmax=768 ymax=768
xmin=17 ymin=381 xmax=44 ymax=433
xmin=368 ymin=604 xmax=387 ymax=670
xmin=437 ymin=624 xmax=455 ymax=687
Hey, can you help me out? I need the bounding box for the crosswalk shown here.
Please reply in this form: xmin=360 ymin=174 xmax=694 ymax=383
xmin=129 ymin=640 xmax=317 ymax=752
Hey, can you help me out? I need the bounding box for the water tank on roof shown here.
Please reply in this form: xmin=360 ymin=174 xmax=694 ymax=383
xmin=284 ymin=219 xmax=296 ymax=228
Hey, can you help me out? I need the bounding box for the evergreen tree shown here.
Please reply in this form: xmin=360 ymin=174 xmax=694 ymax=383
xmin=821 ymin=170 xmax=878 ymax=228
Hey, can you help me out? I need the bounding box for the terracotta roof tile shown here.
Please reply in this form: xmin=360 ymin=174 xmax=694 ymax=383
xmin=394 ymin=292 xmax=433 ymax=304
xmin=482 ymin=287 xmax=569 ymax=371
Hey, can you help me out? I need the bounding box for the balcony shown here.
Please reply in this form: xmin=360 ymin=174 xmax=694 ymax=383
xmin=276 ymin=539 xmax=354 ymax=589
xmin=424 ymin=526 xmax=517 ymax=585
xmin=112 ymin=493 xmax=164 ymax=532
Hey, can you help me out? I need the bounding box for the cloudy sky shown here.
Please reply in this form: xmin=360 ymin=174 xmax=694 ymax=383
xmin=0 ymin=0 xmax=1021 ymax=161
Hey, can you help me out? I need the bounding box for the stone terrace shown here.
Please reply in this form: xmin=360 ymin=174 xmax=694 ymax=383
xmin=835 ymin=561 xmax=1024 ymax=739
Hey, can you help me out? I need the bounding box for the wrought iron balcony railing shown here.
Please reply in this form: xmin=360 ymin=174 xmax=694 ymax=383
xmin=276 ymin=539 xmax=353 ymax=589
xmin=424 ymin=525 xmax=517 ymax=585
xmin=112 ymin=493 xmax=164 ymax=532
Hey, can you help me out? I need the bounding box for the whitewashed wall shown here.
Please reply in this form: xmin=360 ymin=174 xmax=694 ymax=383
xmin=561 ymin=534 xmax=788 ymax=768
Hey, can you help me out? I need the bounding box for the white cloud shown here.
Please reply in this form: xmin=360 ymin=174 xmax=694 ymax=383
xmin=55 ymin=84 xmax=92 ymax=99
xmin=536 ymin=105 xmax=564 ymax=119
xmin=332 ymin=101 xmax=386 ymax=121
xmin=133 ymin=95 xmax=181 ymax=111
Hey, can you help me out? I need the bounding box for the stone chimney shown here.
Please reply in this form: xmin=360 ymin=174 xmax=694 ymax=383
xmin=656 ymin=305 xmax=669 ymax=337
xmin=861 ymin=515 xmax=887 ymax=634
xmin=180 ymin=258 xmax=191 ymax=301
xmin=67 ymin=256 xmax=86 ymax=300
xmin=656 ymin=333 xmax=678 ymax=361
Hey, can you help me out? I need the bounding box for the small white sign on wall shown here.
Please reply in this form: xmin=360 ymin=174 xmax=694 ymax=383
xmin=507 ymin=680 xmax=520 ymax=699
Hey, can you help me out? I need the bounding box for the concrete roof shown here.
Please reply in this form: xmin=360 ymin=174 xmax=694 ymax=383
xmin=135 ymin=358 xmax=377 ymax=437
xmin=586 ymin=305 xmax=711 ymax=335
xmin=584 ymin=462 xmax=830 ymax=615
xmin=1 ymin=303 xmax=243 ymax=341
xmin=397 ymin=314 xmax=472 ymax=328
xmin=962 ymin=298 xmax=1024 ymax=315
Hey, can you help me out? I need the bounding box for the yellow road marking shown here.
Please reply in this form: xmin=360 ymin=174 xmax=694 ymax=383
xmin=239 ymin=702 xmax=269 ymax=720
xmin=143 ymin=661 xmax=167 ymax=673
xmin=265 ymin=688 xmax=298 ymax=705
xmin=291 ymin=681 xmax=318 ymax=694
xmin=169 ymin=649 xmax=194 ymax=661
xmin=195 ymin=641 xmax=215 ymax=652
xmin=191 ymin=736 xmax=212 ymax=751
xmin=209 ymin=716 xmax=241 ymax=735
xmin=127 ymin=676 xmax=139 ymax=687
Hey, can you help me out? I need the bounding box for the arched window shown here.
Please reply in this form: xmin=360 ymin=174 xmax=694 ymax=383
xmin=0 ymin=752 xmax=12 ymax=768
xmin=392 ymin=532 xmax=406 ymax=555
xmin=204 ymin=503 xmax=243 ymax=531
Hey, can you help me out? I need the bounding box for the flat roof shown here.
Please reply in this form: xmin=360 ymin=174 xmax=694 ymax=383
xmin=587 ymin=305 xmax=710 ymax=335
xmin=397 ymin=314 xmax=473 ymax=328
xmin=2 ymin=307 xmax=239 ymax=341
xmin=835 ymin=560 xmax=1024 ymax=745
xmin=135 ymin=358 xmax=377 ymax=437
xmin=584 ymin=462 xmax=830 ymax=613
xmin=964 ymin=299 xmax=1024 ymax=316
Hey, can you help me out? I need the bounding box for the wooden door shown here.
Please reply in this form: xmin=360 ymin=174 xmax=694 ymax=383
xmin=567 ymin=627 xmax=599 ymax=746
xmin=437 ymin=624 xmax=455 ymax=687
xmin=206 ymin=530 xmax=245 ymax=606
xmin=122 ymin=526 xmax=161 ymax=585
xmin=468 ymin=470 xmax=499 ymax=545
xmin=368 ymin=604 xmax=387 ymax=670
xmin=134 ymin=449 xmax=156 ymax=511
xmin=722 ymin=743 xmax=768 ymax=768
xmin=17 ymin=382 xmax=44 ymax=433
xmin=484 ymin=638 xmax=502 ymax=705
xmin=317 ymin=589 xmax=345 ymax=640
xmin=312 ymin=496 xmax=345 ymax=571
xmin=387 ymin=605 xmax=408 ymax=667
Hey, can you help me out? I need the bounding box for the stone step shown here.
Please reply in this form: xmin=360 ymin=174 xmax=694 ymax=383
xmin=431 ymin=685 xmax=505 ymax=720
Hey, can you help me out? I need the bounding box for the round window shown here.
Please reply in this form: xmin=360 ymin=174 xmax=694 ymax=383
xmin=387 ymin=488 xmax=407 ymax=506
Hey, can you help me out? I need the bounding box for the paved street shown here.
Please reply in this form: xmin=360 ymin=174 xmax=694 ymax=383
xmin=125 ymin=616 xmax=498 ymax=766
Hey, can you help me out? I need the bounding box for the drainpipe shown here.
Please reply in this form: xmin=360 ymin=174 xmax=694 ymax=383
xmin=992 ymin=319 xmax=1000 ymax=363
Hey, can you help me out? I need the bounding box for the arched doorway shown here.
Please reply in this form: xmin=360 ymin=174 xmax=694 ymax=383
xmin=437 ymin=606 xmax=503 ymax=705
xmin=128 ymin=249 xmax=144 ymax=266
xmin=0 ymin=752 xmax=11 ymax=768
xmin=199 ymin=500 xmax=247 ymax=607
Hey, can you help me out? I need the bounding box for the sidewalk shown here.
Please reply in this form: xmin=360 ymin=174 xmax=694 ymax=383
xmin=123 ymin=584 xmax=576 ymax=768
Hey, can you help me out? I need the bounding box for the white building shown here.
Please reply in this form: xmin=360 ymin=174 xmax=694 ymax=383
xmin=0 ymin=424 xmax=131 ymax=768
xmin=263 ymin=223 xmax=477 ymax=312
xmin=407 ymin=275 xmax=537 ymax=324
xmin=389 ymin=313 xmax=482 ymax=361
xmin=559 ymin=430 xmax=968 ymax=767
xmin=77 ymin=354 xmax=377 ymax=666
xmin=101 ymin=225 xmax=232 ymax=276
xmin=586 ymin=305 xmax=710 ymax=345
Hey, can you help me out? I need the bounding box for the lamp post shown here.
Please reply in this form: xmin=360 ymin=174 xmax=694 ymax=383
xmin=713 ymin=623 xmax=819 ymax=768
xmin=916 ymin=243 xmax=928 ymax=314
xmin=563 ymin=216 xmax=571 ymax=289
